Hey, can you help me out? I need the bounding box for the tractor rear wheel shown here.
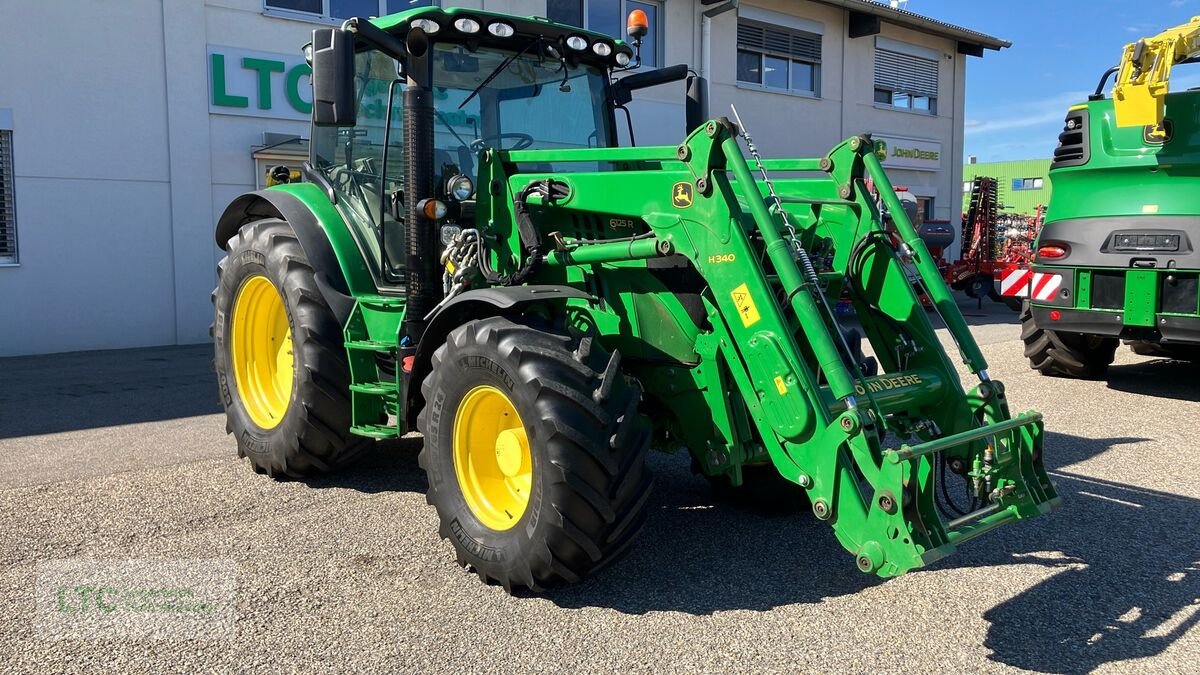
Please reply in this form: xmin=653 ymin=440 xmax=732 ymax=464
xmin=213 ymin=218 xmax=367 ymax=478
xmin=417 ymin=317 xmax=652 ymax=592
xmin=1020 ymin=301 xmax=1118 ymax=378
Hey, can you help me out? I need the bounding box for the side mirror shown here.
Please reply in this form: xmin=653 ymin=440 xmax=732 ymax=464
xmin=311 ymin=28 xmax=356 ymax=127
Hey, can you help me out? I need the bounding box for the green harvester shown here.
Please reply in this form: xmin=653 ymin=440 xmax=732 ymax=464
xmin=213 ymin=6 xmax=1058 ymax=592
xmin=1024 ymin=17 xmax=1200 ymax=376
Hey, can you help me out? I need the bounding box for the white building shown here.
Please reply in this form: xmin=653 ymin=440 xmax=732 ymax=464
xmin=0 ymin=0 xmax=1006 ymax=356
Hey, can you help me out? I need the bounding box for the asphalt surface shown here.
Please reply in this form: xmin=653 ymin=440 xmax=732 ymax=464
xmin=1 ymin=298 xmax=1198 ymax=673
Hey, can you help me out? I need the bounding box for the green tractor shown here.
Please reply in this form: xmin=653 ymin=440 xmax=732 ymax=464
xmin=212 ymin=6 xmax=1057 ymax=591
xmin=1023 ymin=18 xmax=1200 ymax=377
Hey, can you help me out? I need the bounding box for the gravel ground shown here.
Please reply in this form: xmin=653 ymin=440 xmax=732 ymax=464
xmin=0 ymin=299 xmax=1197 ymax=673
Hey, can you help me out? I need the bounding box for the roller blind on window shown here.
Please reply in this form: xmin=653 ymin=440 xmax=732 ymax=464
xmin=737 ymin=21 xmax=822 ymax=62
xmin=0 ymin=130 xmax=16 ymax=263
xmin=874 ymin=49 xmax=938 ymax=97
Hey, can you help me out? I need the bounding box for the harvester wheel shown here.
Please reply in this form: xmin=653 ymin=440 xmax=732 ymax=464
xmin=213 ymin=218 xmax=367 ymax=478
xmin=1020 ymin=301 xmax=1117 ymax=378
xmin=1128 ymin=340 xmax=1200 ymax=362
xmin=417 ymin=317 xmax=652 ymax=592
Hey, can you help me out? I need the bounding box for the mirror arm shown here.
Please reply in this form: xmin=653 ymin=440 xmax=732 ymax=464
xmin=342 ymin=17 xmax=409 ymax=61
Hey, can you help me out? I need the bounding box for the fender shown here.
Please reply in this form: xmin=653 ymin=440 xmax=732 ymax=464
xmin=215 ymin=185 xmax=371 ymax=324
xmin=405 ymin=285 xmax=593 ymax=426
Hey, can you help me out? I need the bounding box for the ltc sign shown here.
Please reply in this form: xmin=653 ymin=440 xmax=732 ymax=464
xmin=208 ymin=46 xmax=312 ymax=121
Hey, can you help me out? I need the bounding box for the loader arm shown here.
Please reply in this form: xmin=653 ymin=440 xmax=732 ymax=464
xmin=482 ymin=121 xmax=1060 ymax=577
xmin=1112 ymin=16 xmax=1200 ymax=128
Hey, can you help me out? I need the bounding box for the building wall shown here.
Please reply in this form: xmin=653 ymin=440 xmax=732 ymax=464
xmin=0 ymin=0 xmax=983 ymax=356
xmin=963 ymin=159 xmax=1052 ymax=216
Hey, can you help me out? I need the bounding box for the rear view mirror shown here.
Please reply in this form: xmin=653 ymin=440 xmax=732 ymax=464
xmin=311 ymin=28 xmax=356 ymax=126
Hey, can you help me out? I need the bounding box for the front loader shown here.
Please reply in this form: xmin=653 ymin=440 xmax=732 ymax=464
xmin=212 ymin=7 xmax=1058 ymax=591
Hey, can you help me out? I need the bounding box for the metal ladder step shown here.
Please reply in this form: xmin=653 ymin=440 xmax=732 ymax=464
xmin=350 ymin=423 xmax=402 ymax=439
xmin=350 ymin=381 xmax=396 ymax=396
xmin=345 ymin=339 xmax=396 ymax=352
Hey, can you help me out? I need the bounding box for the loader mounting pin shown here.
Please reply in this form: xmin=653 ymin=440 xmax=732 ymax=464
xmin=877 ymin=491 xmax=897 ymax=514
xmin=812 ymin=499 xmax=831 ymax=520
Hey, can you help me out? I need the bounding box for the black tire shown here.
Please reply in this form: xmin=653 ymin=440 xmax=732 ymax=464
xmin=1020 ymin=301 xmax=1118 ymax=378
xmin=1002 ymin=296 xmax=1024 ymax=312
xmin=706 ymin=463 xmax=810 ymax=515
xmin=417 ymin=317 xmax=652 ymax=592
xmin=213 ymin=218 xmax=368 ymax=478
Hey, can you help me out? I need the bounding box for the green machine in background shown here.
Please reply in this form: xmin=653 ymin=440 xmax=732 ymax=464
xmin=1023 ymin=17 xmax=1200 ymax=377
xmin=212 ymin=6 xmax=1057 ymax=591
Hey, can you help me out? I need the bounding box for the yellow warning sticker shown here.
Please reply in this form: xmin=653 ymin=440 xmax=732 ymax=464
xmin=773 ymin=375 xmax=788 ymax=395
xmin=1142 ymin=204 xmax=1160 ymax=214
xmin=731 ymin=283 xmax=761 ymax=327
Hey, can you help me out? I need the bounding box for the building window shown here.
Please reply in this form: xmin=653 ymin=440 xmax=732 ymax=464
xmin=1012 ymin=177 xmax=1044 ymax=190
xmin=916 ymin=196 xmax=934 ymax=223
xmin=874 ymin=47 xmax=937 ymax=115
xmin=735 ymin=20 xmax=821 ymax=96
xmin=0 ymin=128 xmax=16 ymax=265
xmin=265 ymin=0 xmax=436 ymax=21
xmin=547 ymin=0 xmax=662 ymax=68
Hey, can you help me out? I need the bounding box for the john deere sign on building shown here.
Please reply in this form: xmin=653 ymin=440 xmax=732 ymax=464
xmin=872 ymin=135 xmax=942 ymax=172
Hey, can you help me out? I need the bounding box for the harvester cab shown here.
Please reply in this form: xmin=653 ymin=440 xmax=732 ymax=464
xmin=1023 ymin=17 xmax=1200 ymax=377
xmin=213 ymin=6 xmax=1058 ymax=592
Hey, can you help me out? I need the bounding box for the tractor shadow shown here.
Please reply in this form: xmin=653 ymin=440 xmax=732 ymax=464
xmin=544 ymin=452 xmax=882 ymax=614
xmin=1105 ymin=356 xmax=1200 ymax=402
xmin=946 ymin=431 xmax=1200 ymax=674
xmin=301 ymin=435 xmax=428 ymax=494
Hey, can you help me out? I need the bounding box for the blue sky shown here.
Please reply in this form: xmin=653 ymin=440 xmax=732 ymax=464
xmin=903 ymin=0 xmax=1200 ymax=161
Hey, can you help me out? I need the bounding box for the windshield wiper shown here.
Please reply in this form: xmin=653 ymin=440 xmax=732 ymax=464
xmin=458 ymin=37 xmax=545 ymax=110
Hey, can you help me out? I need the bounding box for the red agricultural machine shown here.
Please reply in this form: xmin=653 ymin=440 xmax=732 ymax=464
xmin=943 ymin=176 xmax=1045 ymax=310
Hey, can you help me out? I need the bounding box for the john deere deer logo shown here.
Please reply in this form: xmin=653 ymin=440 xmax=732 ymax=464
xmin=1144 ymin=119 xmax=1173 ymax=145
xmin=672 ymin=181 xmax=693 ymax=208
xmin=874 ymin=140 xmax=888 ymax=162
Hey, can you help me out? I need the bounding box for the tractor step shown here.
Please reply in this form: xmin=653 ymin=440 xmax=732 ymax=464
xmin=349 ymin=381 xmax=397 ymax=396
xmin=349 ymin=423 xmax=402 ymax=439
xmin=345 ymin=339 xmax=397 ymax=352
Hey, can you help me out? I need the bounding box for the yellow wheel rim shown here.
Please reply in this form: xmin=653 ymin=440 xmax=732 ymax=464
xmin=230 ymin=275 xmax=294 ymax=430
xmin=452 ymin=385 xmax=533 ymax=531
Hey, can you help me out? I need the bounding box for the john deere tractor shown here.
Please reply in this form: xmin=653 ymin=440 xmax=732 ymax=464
xmin=213 ymin=6 xmax=1057 ymax=591
xmin=1023 ymin=17 xmax=1200 ymax=377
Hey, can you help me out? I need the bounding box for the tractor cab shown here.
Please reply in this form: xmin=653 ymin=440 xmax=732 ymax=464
xmin=303 ymin=8 xmax=689 ymax=303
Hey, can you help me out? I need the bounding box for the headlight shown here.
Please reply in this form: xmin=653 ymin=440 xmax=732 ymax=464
xmin=447 ymin=174 xmax=474 ymax=201
xmin=410 ymin=18 xmax=440 ymax=34
xmin=453 ymin=17 xmax=480 ymax=34
xmin=488 ymin=21 xmax=515 ymax=38
xmin=592 ymin=42 xmax=612 ymax=57
xmin=566 ymin=35 xmax=588 ymax=51
xmin=302 ymin=43 xmax=313 ymax=65
xmin=615 ymin=52 xmax=631 ymax=66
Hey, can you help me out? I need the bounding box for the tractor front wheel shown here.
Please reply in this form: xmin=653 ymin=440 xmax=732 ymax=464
xmin=1020 ymin=301 xmax=1118 ymax=378
xmin=417 ymin=317 xmax=652 ymax=592
xmin=213 ymin=218 xmax=367 ymax=478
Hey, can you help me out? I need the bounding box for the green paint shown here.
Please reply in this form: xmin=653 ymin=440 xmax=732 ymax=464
xmin=285 ymin=64 xmax=313 ymax=114
xmin=1124 ymin=271 xmax=1158 ymax=326
xmin=210 ymin=53 xmax=248 ymax=108
xmin=1031 ymin=92 xmax=1200 ymax=343
xmin=241 ymin=57 xmax=285 ymax=110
